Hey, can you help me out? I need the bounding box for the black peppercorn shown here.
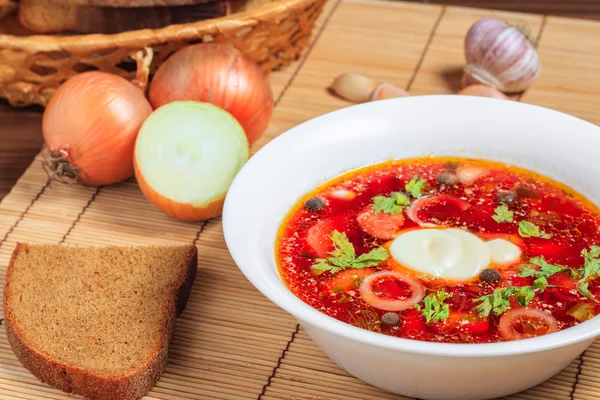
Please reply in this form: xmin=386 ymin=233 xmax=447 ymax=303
xmin=496 ymin=191 xmax=517 ymax=205
xmin=443 ymin=160 xmax=459 ymax=171
xmin=437 ymin=171 xmax=458 ymax=186
xmin=480 ymin=268 xmax=501 ymax=284
xmin=381 ymin=312 xmax=400 ymax=327
xmin=304 ymin=197 xmax=325 ymax=212
xmin=516 ymin=185 xmax=539 ymax=199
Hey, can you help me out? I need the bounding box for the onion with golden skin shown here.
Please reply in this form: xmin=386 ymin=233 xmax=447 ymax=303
xmin=148 ymin=43 xmax=274 ymax=146
xmin=42 ymin=71 xmax=153 ymax=186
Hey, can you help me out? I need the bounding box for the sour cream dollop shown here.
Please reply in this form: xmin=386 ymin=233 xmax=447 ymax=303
xmin=388 ymin=228 xmax=521 ymax=280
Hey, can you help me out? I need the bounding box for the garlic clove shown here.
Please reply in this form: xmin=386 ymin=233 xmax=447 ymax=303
xmin=370 ymin=83 xmax=410 ymax=101
xmin=461 ymin=69 xmax=484 ymax=89
xmin=330 ymin=73 xmax=377 ymax=103
xmin=458 ymin=84 xmax=509 ymax=100
xmin=464 ymin=18 xmax=541 ymax=93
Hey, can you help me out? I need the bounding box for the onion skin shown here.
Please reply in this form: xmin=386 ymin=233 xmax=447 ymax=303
xmin=148 ymin=43 xmax=274 ymax=145
xmin=498 ymin=308 xmax=558 ymax=340
xmin=42 ymin=71 xmax=153 ymax=186
xmin=359 ymin=270 xmax=426 ymax=311
xmin=406 ymin=195 xmax=471 ymax=227
xmin=134 ymin=157 xmax=225 ymax=221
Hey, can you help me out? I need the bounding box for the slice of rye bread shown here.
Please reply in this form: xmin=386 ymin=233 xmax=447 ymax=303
xmin=4 ymin=243 xmax=197 ymax=400
xmin=90 ymin=0 xmax=210 ymax=6
xmin=76 ymin=1 xmax=231 ymax=34
xmin=18 ymin=0 xmax=88 ymax=33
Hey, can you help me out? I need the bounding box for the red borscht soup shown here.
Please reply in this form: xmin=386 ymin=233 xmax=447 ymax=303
xmin=275 ymin=157 xmax=600 ymax=343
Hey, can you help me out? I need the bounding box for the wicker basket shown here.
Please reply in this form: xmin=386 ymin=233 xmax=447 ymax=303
xmin=0 ymin=0 xmax=326 ymax=107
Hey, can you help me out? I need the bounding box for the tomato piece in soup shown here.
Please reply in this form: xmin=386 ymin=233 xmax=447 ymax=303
xmin=357 ymin=205 xmax=405 ymax=240
xmin=306 ymin=215 xmax=351 ymax=258
xmin=431 ymin=311 xmax=490 ymax=335
xmin=323 ymin=268 xmax=374 ymax=293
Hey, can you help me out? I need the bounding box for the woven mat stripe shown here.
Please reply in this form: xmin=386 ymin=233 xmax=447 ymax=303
xmin=0 ymin=157 xmax=50 ymax=250
xmin=406 ymin=7 xmax=446 ymax=92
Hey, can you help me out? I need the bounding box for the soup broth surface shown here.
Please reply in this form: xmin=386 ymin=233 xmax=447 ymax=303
xmin=276 ymin=157 xmax=600 ymax=343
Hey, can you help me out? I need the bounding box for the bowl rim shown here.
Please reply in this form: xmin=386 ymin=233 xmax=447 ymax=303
xmin=223 ymin=94 xmax=600 ymax=358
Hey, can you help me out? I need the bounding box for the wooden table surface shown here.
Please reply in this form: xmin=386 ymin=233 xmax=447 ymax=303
xmin=1 ymin=0 xmax=600 ymax=201
xmin=0 ymin=105 xmax=44 ymax=201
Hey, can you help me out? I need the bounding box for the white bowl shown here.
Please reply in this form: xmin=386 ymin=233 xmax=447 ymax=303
xmin=222 ymin=95 xmax=600 ymax=400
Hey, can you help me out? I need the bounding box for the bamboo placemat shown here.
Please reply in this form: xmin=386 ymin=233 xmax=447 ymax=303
xmin=1 ymin=1 xmax=600 ymax=399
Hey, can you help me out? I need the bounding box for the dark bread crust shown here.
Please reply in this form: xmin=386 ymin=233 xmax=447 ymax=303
xmin=4 ymin=243 xmax=198 ymax=400
xmin=76 ymin=2 xmax=230 ymax=34
xmin=0 ymin=0 xmax=16 ymax=20
xmin=90 ymin=0 xmax=210 ymax=6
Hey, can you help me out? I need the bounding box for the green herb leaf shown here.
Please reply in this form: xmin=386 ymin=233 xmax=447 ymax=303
xmin=372 ymin=192 xmax=410 ymax=215
xmin=328 ymin=230 xmax=355 ymax=262
xmin=532 ymin=276 xmax=548 ymax=291
xmin=577 ymin=245 xmax=600 ymax=298
xmin=405 ymin=176 xmax=427 ymax=198
xmin=492 ymin=205 xmax=514 ymax=223
xmin=353 ymin=247 xmax=391 ymax=268
xmin=518 ymin=256 xmax=573 ymax=291
xmin=473 ymin=286 xmax=535 ymax=317
xmin=415 ymin=289 xmax=452 ymax=323
xmin=311 ymin=230 xmax=389 ymax=275
xmin=311 ymin=259 xmax=343 ymax=275
xmin=516 ymin=286 xmax=536 ymax=306
xmin=583 ymin=245 xmax=600 ymax=261
xmin=579 ymin=282 xmax=592 ymax=298
xmin=518 ymin=220 xmax=552 ymax=239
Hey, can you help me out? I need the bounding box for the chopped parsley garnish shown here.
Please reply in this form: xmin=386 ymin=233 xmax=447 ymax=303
xmin=311 ymin=230 xmax=389 ymax=275
xmin=415 ymin=289 xmax=452 ymax=323
xmin=519 ymin=256 xmax=573 ymax=291
xmin=577 ymin=245 xmax=600 ymax=298
xmin=473 ymin=286 xmax=535 ymax=317
xmin=372 ymin=192 xmax=410 ymax=215
xmin=405 ymin=176 xmax=427 ymax=198
xmin=518 ymin=220 xmax=552 ymax=239
xmin=492 ymin=205 xmax=514 ymax=223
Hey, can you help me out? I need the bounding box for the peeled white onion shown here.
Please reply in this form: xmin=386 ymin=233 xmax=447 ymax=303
xmin=134 ymin=101 xmax=249 ymax=221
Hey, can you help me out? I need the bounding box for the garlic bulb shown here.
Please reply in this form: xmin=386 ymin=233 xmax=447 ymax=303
xmin=464 ymin=18 xmax=541 ymax=93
